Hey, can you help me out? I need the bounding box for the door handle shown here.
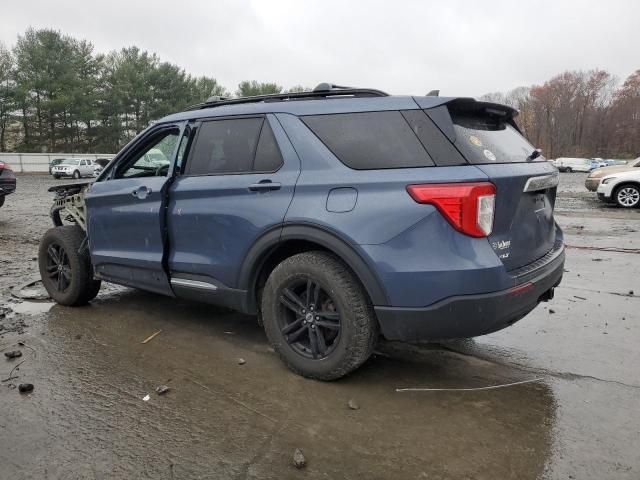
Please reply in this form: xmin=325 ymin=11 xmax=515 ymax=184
xmin=248 ymin=180 xmax=281 ymax=192
xmin=132 ymin=186 xmax=153 ymax=199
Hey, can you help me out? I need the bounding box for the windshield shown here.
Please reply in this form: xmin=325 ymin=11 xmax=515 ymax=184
xmin=59 ymin=159 xmax=79 ymax=166
xmin=451 ymin=112 xmax=543 ymax=164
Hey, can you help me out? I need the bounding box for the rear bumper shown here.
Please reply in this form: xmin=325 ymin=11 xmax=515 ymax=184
xmin=375 ymin=246 xmax=565 ymax=341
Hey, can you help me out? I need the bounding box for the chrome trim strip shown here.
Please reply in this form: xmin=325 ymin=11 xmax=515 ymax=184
xmin=170 ymin=278 xmax=218 ymax=291
xmin=523 ymin=173 xmax=559 ymax=193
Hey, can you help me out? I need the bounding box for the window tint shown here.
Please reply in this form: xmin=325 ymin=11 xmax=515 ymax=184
xmin=302 ymin=111 xmax=434 ymax=169
xmin=401 ymin=110 xmax=467 ymax=166
xmin=254 ymin=121 xmax=283 ymax=171
xmin=187 ymin=118 xmax=263 ymax=175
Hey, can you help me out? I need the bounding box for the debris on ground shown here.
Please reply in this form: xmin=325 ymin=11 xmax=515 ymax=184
xmin=573 ymin=295 xmax=587 ymax=301
xmin=293 ymin=448 xmax=306 ymax=469
xmin=18 ymin=383 xmax=34 ymax=394
xmin=10 ymin=277 xmax=51 ymax=301
xmin=549 ymin=309 xmax=556 ymax=314
xmin=141 ymin=330 xmax=162 ymax=344
xmin=155 ymin=385 xmax=170 ymax=395
xmin=142 ymin=394 xmax=150 ymax=402
xmin=237 ymin=358 xmax=246 ymax=365
xmin=629 ymin=290 xmax=634 ymax=296
xmin=4 ymin=350 xmax=22 ymax=359
xmin=348 ymin=399 xmax=360 ymax=410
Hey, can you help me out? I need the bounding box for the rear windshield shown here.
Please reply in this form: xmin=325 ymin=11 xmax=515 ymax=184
xmin=60 ymin=159 xmax=79 ymax=165
xmin=451 ymin=112 xmax=543 ymax=164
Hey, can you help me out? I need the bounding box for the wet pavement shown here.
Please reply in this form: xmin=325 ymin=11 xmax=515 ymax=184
xmin=1 ymin=173 xmax=639 ymax=479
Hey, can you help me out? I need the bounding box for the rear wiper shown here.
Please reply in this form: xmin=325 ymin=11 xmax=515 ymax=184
xmin=526 ymin=149 xmax=542 ymax=162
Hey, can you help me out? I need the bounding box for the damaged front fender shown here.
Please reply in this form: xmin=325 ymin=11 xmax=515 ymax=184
xmin=48 ymin=182 xmax=91 ymax=231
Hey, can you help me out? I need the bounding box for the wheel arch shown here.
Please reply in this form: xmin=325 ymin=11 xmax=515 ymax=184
xmin=238 ymin=224 xmax=389 ymax=313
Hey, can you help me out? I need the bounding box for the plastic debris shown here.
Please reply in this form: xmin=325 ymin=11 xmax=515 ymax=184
xmin=4 ymin=350 xmax=22 ymax=359
xmin=142 ymin=394 xmax=150 ymax=402
xmin=237 ymin=358 xmax=246 ymax=365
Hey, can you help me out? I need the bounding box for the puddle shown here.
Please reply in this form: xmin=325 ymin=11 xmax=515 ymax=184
xmin=10 ymin=301 xmax=54 ymax=315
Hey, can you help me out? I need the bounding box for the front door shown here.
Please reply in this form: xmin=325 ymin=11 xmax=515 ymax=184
xmin=85 ymin=123 xmax=186 ymax=295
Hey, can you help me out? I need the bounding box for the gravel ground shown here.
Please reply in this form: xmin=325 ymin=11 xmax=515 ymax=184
xmin=0 ymin=172 xmax=639 ymax=479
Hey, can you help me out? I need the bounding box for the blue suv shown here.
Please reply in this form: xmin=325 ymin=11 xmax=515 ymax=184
xmin=39 ymin=84 xmax=564 ymax=380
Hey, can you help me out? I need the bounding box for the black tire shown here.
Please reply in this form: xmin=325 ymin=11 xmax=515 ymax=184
xmin=73 ymin=170 xmax=81 ymax=179
xmin=53 ymin=175 xmax=60 ymax=180
xmin=261 ymin=251 xmax=378 ymax=381
xmin=566 ymin=167 xmax=573 ymax=173
xmin=38 ymin=225 xmax=101 ymax=306
xmin=613 ymin=183 xmax=640 ymax=208
xmin=0 ymin=196 xmax=4 ymax=208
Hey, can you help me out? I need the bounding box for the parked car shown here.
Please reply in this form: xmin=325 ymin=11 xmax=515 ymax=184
xmin=585 ymin=157 xmax=640 ymax=191
xmin=0 ymin=161 xmax=16 ymax=208
xmin=38 ymin=84 xmax=565 ymax=380
xmin=604 ymin=159 xmax=628 ymax=166
xmin=51 ymin=158 xmax=95 ymax=179
xmin=597 ymin=169 xmax=640 ymax=208
xmin=49 ymin=158 xmax=66 ymax=175
xmin=554 ymin=157 xmax=594 ymax=172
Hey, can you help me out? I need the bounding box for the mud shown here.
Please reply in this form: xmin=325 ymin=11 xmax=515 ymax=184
xmin=1 ymin=173 xmax=639 ymax=479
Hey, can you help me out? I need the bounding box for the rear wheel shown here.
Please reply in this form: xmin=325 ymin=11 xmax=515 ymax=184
xmin=261 ymin=251 xmax=378 ymax=380
xmin=0 ymin=196 xmax=4 ymax=208
xmin=38 ymin=226 xmax=101 ymax=306
xmin=73 ymin=170 xmax=81 ymax=179
xmin=614 ymin=184 xmax=640 ymax=208
xmin=566 ymin=167 xmax=573 ymax=173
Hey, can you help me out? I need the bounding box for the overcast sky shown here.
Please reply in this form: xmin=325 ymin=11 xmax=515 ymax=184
xmin=1 ymin=0 xmax=638 ymax=97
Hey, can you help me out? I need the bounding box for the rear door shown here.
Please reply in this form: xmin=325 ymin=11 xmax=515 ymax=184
xmin=167 ymin=114 xmax=299 ymax=293
xmin=85 ymin=123 xmax=185 ymax=294
xmin=442 ymin=102 xmax=559 ymax=271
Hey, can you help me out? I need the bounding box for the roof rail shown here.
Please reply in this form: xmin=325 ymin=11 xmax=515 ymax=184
xmin=185 ymin=83 xmax=389 ymax=111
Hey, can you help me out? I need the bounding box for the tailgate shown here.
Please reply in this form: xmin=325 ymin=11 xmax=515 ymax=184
xmin=437 ymin=98 xmax=560 ymax=271
xmin=476 ymin=163 xmax=558 ymax=270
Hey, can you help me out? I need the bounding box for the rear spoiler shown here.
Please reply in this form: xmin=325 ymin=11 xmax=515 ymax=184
xmin=445 ymin=98 xmax=519 ymax=122
xmin=413 ymin=96 xmax=522 ymax=142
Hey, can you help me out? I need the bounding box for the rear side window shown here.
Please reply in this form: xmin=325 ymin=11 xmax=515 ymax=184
xmin=302 ymin=111 xmax=434 ymax=169
xmin=450 ymin=111 xmax=541 ymax=164
xmin=254 ymin=121 xmax=283 ymax=172
xmin=187 ymin=118 xmax=263 ymax=175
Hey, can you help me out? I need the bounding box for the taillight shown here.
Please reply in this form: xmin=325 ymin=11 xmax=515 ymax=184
xmin=0 ymin=162 xmax=10 ymax=171
xmin=406 ymin=182 xmax=496 ymax=237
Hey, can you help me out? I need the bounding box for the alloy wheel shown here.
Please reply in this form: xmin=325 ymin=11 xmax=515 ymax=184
xmin=45 ymin=243 xmax=71 ymax=292
xmin=278 ymin=278 xmax=341 ymax=359
xmin=617 ymin=187 xmax=640 ymax=207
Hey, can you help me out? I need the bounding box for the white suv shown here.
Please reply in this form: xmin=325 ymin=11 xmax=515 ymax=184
xmin=51 ymin=158 xmax=95 ymax=179
xmin=597 ymin=170 xmax=640 ymax=208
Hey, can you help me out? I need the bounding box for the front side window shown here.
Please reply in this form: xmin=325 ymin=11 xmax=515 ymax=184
xmin=117 ymin=129 xmax=179 ymax=178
